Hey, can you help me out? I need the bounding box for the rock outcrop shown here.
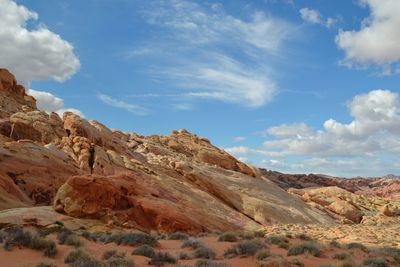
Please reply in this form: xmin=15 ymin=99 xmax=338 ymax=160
xmin=0 ymin=68 xmax=397 ymax=234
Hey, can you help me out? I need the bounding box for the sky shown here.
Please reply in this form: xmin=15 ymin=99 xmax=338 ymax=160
xmin=1 ymin=0 xmax=399 ymax=177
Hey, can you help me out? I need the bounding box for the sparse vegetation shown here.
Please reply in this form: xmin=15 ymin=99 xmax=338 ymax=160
xmin=64 ymin=248 xmax=102 ymax=266
xmin=105 ymin=232 xmax=158 ymax=247
xmin=287 ymin=242 xmax=322 ymax=257
xmin=182 ymin=238 xmax=204 ymax=249
xmin=36 ymin=262 xmax=57 ymax=267
xmin=297 ymin=233 xmax=312 ymax=241
xmin=291 ymin=258 xmax=305 ymax=267
xmin=377 ymin=247 xmax=400 ymax=263
xmin=347 ymin=242 xmax=369 ymax=253
xmin=168 ymin=231 xmax=189 ymax=240
xmin=333 ymin=253 xmax=351 ymax=260
xmin=255 ymin=249 xmax=270 ymax=261
xmin=330 ymin=240 xmax=341 ymax=248
xmin=131 ymin=245 xmax=155 ymax=258
xmin=362 ymin=258 xmax=389 ymax=267
xmin=149 ymin=252 xmax=176 ymax=266
xmin=195 ymin=259 xmax=229 ymax=267
xmin=103 ymin=250 xmax=126 ymax=260
xmin=192 ymin=246 xmax=216 ymax=259
xmin=224 ymin=239 xmax=264 ymax=258
xmin=265 ymin=234 xmax=289 ymax=249
xmin=218 ymin=232 xmax=237 ymax=242
xmin=178 ymin=251 xmax=191 ymax=260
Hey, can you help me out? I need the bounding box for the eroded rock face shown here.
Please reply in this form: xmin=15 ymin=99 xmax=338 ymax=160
xmin=0 ymin=69 xmax=36 ymax=114
xmin=1 ymin=68 xmax=397 ymax=234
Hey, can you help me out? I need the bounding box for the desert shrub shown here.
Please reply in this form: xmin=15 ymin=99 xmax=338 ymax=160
xmin=291 ymin=258 xmax=305 ymax=267
xmin=240 ymin=232 xmax=255 ymax=240
xmin=6 ymin=227 xmax=33 ymax=248
xmin=287 ymin=242 xmax=321 ymax=257
xmin=254 ymin=230 xmax=266 ymax=238
xmin=65 ymin=235 xmax=83 ymax=248
xmin=218 ymin=232 xmax=237 ymax=242
xmin=265 ymin=235 xmax=288 ymax=245
xmin=192 ymin=246 xmax=216 ymax=259
xmin=224 ymin=239 xmax=264 ymax=258
xmin=340 ymin=262 xmax=359 ymax=267
xmin=168 ymin=231 xmax=189 ymax=240
xmin=296 ymin=233 xmax=312 ymax=241
xmin=30 ymin=236 xmax=58 ymax=257
xmin=195 ymin=259 xmax=228 ymax=267
xmin=346 ymin=243 xmax=369 ymax=253
xmin=178 ymin=251 xmax=191 ymax=260
xmin=149 ymin=252 xmax=176 ymax=266
xmin=377 ymin=247 xmax=400 ymax=263
xmin=330 ymin=240 xmax=341 ymax=248
xmin=131 ymin=245 xmax=155 ymax=258
xmin=182 ymin=238 xmax=204 ymax=249
xmin=106 ymin=257 xmax=134 ymax=267
xmin=265 ymin=234 xmax=289 ymax=249
xmin=44 ymin=242 xmax=58 ymax=257
xmin=57 ymin=228 xmax=74 ymax=244
xmin=362 ymin=258 xmax=389 ymax=267
xmin=196 ymin=232 xmax=208 ymax=238
xmin=102 ymin=250 xmax=126 ymax=260
xmin=64 ymin=248 xmax=102 ymax=267
xmin=255 ymin=249 xmax=270 ymax=261
xmin=106 ymin=232 xmax=158 ymax=247
xmin=333 ymin=253 xmax=351 ymax=260
xmin=36 ymin=262 xmax=57 ymax=267
xmin=3 ymin=240 xmax=13 ymax=251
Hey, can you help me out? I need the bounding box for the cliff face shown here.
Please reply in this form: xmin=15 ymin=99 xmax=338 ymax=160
xmin=0 ymin=68 xmax=337 ymax=233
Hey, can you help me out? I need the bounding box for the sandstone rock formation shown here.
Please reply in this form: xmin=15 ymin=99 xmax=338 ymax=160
xmin=0 ymin=68 xmax=398 ymax=234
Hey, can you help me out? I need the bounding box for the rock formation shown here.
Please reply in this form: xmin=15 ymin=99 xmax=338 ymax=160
xmin=0 ymin=68 xmax=398 ymax=234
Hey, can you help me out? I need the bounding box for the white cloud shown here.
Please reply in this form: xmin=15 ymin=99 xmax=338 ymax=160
xmin=97 ymin=93 xmax=148 ymax=115
xmin=299 ymin=8 xmax=336 ymax=28
xmin=172 ymin=103 xmax=193 ymax=111
xmin=233 ymin=136 xmax=246 ymax=142
xmin=135 ymin=0 xmax=295 ymax=107
xmin=28 ymin=89 xmax=84 ymax=118
xmin=265 ymin=122 xmax=311 ymax=138
xmin=226 ymin=90 xmax=400 ymax=177
xmin=336 ymin=0 xmax=400 ymax=70
xmin=0 ymin=0 xmax=80 ymax=87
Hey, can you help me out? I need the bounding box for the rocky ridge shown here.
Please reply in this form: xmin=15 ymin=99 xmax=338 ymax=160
xmin=0 ymin=68 xmax=339 ymax=234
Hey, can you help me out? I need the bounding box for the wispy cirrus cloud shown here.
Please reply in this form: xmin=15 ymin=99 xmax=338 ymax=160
xmin=299 ymin=8 xmax=337 ymax=28
xmin=97 ymin=93 xmax=148 ymax=115
xmin=130 ymin=0 xmax=296 ymax=108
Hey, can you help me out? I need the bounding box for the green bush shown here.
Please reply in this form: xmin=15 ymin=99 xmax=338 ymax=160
xmin=192 ymin=246 xmax=216 ymax=259
xmin=131 ymin=245 xmax=155 ymax=258
xmin=362 ymin=258 xmax=389 ymax=267
xmin=287 ymin=242 xmax=321 ymax=257
xmin=167 ymin=231 xmax=189 ymax=240
xmin=218 ymin=232 xmax=237 ymax=242
xmin=65 ymin=235 xmax=83 ymax=248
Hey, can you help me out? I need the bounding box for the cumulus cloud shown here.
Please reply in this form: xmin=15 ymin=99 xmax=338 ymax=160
xmin=336 ymin=0 xmax=400 ymax=70
xmin=28 ymin=89 xmax=84 ymax=118
xmin=233 ymin=136 xmax=246 ymax=142
xmin=226 ymin=90 xmax=400 ymax=177
xmin=134 ymin=0 xmax=295 ymax=107
xmin=97 ymin=93 xmax=148 ymax=115
xmin=299 ymin=8 xmax=336 ymax=28
xmin=0 ymin=0 xmax=80 ymax=87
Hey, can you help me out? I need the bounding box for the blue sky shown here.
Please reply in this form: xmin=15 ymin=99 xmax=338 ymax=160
xmin=2 ymin=0 xmax=400 ymax=177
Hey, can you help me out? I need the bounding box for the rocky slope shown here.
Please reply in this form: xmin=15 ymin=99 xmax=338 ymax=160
xmin=0 ymin=68 xmax=338 ymax=234
xmin=261 ymin=169 xmax=400 ymax=199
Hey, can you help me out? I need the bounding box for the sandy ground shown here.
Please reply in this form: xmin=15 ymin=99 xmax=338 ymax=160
xmin=1 ymin=233 xmax=399 ymax=267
